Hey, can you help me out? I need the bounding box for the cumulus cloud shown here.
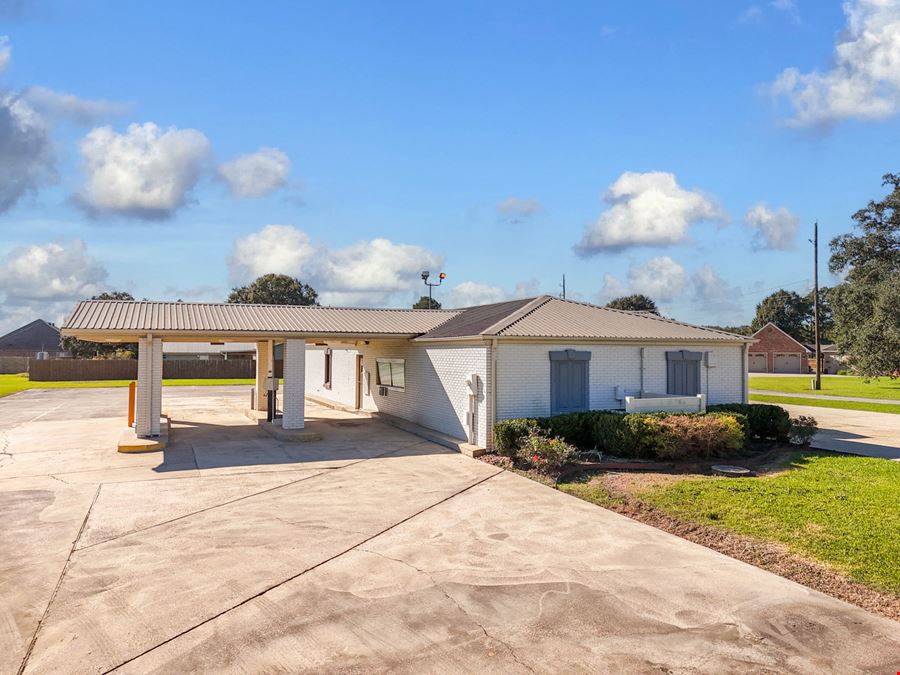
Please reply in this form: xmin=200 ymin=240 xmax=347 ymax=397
xmin=218 ymin=147 xmax=291 ymax=198
xmin=576 ymin=172 xmax=726 ymax=254
xmin=600 ymin=256 xmax=688 ymax=303
xmin=23 ymin=85 xmax=129 ymax=125
xmin=229 ymin=226 xmax=443 ymax=307
xmin=496 ymin=196 xmax=543 ymax=223
xmin=770 ymin=0 xmax=900 ymax=127
xmin=0 ymin=35 xmax=10 ymax=72
xmin=0 ymin=240 xmax=108 ymax=333
xmin=744 ymin=203 xmax=799 ymax=250
xmin=450 ymin=282 xmax=508 ymax=308
xmin=228 ymin=224 xmax=318 ymax=282
xmin=692 ymin=264 xmax=744 ymax=317
xmin=448 ymin=278 xmax=541 ymax=308
xmin=76 ymin=122 xmax=212 ymax=219
xmin=0 ymin=92 xmax=57 ymax=213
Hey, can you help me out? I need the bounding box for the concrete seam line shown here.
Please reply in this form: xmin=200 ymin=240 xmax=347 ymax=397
xmin=104 ymin=469 xmax=503 ymax=674
xmin=75 ymin=470 xmax=327 ymax=551
xmin=78 ymin=440 xmax=434 ymax=551
xmin=17 ymin=483 xmax=103 ymax=675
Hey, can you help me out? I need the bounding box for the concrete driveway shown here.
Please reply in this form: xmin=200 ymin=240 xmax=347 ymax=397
xmin=2 ymin=387 xmax=900 ymax=673
xmin=763 ymin=401 xmax=900 ymax=460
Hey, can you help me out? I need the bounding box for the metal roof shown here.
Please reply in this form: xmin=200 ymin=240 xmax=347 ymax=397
xmin=62 ymin=297 xmax=751 ymax=343
xmin=62 ymin=301 xmax=459 ymax=339
xmin=416 ymin=296 xmax=752 ymax=342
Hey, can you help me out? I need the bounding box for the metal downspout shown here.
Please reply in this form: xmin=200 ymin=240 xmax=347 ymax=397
xmin=490 ymin=338 xmax=498 ymax=450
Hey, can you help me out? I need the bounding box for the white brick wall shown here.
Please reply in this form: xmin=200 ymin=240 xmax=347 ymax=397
xmin=305 ymin=345 xmax=359 ymax=405
xmin=135 ymin=336 xmax=162 ymax=437
xmin=282 ymin=339 xmax=306 ymax=429
xmin=307 ymin=340 xmax=489 ymax=445
xmin=496 ymin=342 xmax=746 ymax=420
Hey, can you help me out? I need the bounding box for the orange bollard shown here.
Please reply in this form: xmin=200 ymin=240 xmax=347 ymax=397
xmin=128 ymin=381 xmax=136 ymax=427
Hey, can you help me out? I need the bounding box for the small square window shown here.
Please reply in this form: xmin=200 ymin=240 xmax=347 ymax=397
xmin=375 ymin=358 xmax=405 ymax=390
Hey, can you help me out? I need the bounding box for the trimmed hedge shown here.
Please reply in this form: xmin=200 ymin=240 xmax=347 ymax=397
xmin=707 ymin=403 xmax=790 ymax=442
xmin=493 ymin=407 xmax=754 ymax=461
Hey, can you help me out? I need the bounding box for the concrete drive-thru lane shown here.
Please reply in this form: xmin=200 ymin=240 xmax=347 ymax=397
xmin=2 ymin=388 xmax=899 ymax=673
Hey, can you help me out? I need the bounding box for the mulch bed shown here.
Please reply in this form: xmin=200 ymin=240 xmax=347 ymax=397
xmin=478 ymin=451 xmax=900 ymax=623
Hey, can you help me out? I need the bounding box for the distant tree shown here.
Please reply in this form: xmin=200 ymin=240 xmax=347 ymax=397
xmin=828 ymin=173 xmax=900 ymax=377
xmin=228 ymin=274 xmax=319 ymax=306
xmin=605 ymin=294 xmax=659 ymax=313
xmin=61 ymin=291 xmax=138 ymax=358
xmin=413 ymin=295 xmax=441 ymax=309
xmin=750 ymin=290 xmax=812 ymax=342
xmin=806 ymin=286 xmax=834 ymax=344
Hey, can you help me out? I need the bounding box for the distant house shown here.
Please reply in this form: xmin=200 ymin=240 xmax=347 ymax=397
xmin=162 ymin=342 xmax=256 ymax=361
xmin=803 ymin=343 xmax=847 ymax=375
xmin=748 ymin=322 xmax=808 ymax=373
xmin=0 ymin=319 xmax=68 ymax=358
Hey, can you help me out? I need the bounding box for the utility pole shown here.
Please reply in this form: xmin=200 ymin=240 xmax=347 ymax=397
xmin=560 ymin=274 xmax=566 ymax=300
xmin=812 ymin=221 xmax=821 ymax=391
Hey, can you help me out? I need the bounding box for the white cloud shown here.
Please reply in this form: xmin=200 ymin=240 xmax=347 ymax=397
xmin=229 ymin=226 xmax=443 ymax=307
xmin=576 ymin=172 xmax=726 ymax=254
xmin=0 ymin=240 xmax=109 ymax=333
xmin=692 ymin=264 xmax=744 ymax=318
xmin=218 ymin=147 xmax=291 ymax=199
xmin=316 ymin=238 xmax=442 ymax=306
xmin=76 ymin=122 xmax=212 ymax=219
xmin=600 ymin=256 xmax=688 ymax=303
xmin=737 ymin=5 xmax=764 ymax=23
xmin=744 ymin=203 xmax=799 ymax=250
xmin=0 ymin=92 xmax=57 ymax=213
xmin=770 ymin=0 xmax=900 ymax=127
xmin=496 ymin=196 xmax=543 ymax=223
xmin=770 ymin=0 xmax=801 ymax=23
xmin=228 ymin=225 xmax=318 ymax=283
xmin=23 ymin=86 xmax=129 ymax=125
xmin=0 ymin=36 xmax=10 ymax=72
xmin=450 ymin=282 xmax=508 ymax=308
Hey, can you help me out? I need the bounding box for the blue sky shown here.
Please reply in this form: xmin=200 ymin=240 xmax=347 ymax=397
xmin=2 ymin=0 xmax=899 ymax=333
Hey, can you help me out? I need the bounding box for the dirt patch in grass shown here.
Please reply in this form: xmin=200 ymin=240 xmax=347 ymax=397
xmin=564 ymin=469 xmax=900 ymax=623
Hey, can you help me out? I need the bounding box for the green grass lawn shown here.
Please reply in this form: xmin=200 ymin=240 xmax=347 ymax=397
xmin=612 ymin=454 xmax=900 ymax=593
xmin=0 ymin=373 xmax=254 ymax=398
xmin=749 ymin=375 xmax=900 ymax=400
xmin=750 ymin=393 xmax=900 ymax=414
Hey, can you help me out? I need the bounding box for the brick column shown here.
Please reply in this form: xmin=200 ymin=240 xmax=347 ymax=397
xmin=282 ymin=339 xmax=305 ymax=429
xmin=254 ymin=340 xmax=272 ymax=411
xmin=135 ymin=335 xmax=162 ymax=437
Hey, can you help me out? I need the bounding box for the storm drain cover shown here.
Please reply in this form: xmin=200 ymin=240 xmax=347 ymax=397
xmin=711 ymin=464 xmax=752 ymax=477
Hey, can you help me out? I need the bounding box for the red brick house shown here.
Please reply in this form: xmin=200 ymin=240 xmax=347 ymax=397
xmin=748 ymin=322 xmax=808 ymax=373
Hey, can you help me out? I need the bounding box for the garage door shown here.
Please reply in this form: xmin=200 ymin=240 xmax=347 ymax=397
xmin=774 ymin=353 xmax=802 ymax=373
xmin=748 ymin=353 xmax=768 ymax=373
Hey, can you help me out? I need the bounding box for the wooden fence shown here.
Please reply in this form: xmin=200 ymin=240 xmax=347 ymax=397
xmin=28 ymin=358 xmax=283 ymax=381
xmin=0 ymin=356 xmax=30 ymax=374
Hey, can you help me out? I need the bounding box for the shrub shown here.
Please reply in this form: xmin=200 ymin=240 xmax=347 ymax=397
xmin=537 ymin=412 xmax=596 ymax=449
xmin=789 ymin=415 xmax=819 ymax=446
xmin=654 ymin=414 xmax=745 ymax=460
xmin=707 ymin=403 xmax=790 ymax=442
xmin=517 ymin=429 xmax=577 ymax=473
xmin=836 ymin=369 xmax=848 ymax=376
xmin=493 ymin=418 xmax=538 ymax=456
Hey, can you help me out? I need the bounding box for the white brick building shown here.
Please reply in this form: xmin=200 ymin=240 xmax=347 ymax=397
xmin=62 ymin=296 xmax=752 ymax=449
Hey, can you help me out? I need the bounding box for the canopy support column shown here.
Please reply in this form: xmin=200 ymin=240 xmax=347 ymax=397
xmin=254 ymin=340 xmax=273 ymax=412
xmin=282 ymin=339 xmax=305 ymax=429
xmin=135 ymin=335 xmax=162 ymax=437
